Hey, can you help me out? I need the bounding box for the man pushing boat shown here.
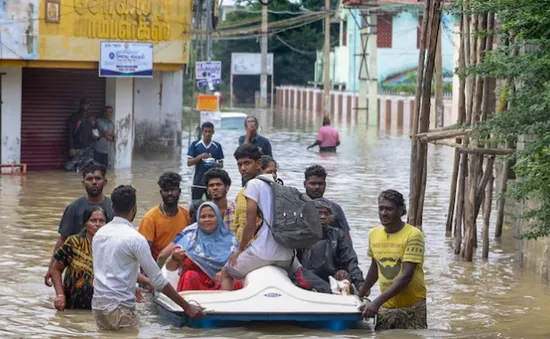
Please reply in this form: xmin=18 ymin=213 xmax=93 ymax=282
xmin=359 ymin=190 xmax=428 ymax=330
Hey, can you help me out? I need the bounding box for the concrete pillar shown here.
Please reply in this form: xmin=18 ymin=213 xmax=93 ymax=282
xmin=385 ymin=99 xmax=392 ymax=131
xmin=397 ymin=100 xmax=404 ymax=129
xmin=0 ymin=67 xmax=22 ymax=170
xmin=106 ymin=77 xmax=134 ymax=169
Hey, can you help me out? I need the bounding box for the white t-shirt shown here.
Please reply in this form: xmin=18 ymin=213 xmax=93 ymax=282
xmin=244 ymin=174 xmax=293 ymax=261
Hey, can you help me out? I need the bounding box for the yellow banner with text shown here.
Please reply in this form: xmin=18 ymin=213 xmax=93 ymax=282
xmin=38 ymin=0 xmax=191 ymax=64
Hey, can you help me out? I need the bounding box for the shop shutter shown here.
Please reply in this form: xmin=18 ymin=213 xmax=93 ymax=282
xmin=21 ymin=68 xmax=106 ymax=171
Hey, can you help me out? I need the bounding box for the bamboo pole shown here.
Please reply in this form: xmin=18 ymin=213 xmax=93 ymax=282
xmin=483 ymin=175 xmax=495 ymax=257
xmin=416 ymin=128 xmax=473 ymax=141
xmin=454 ymin=154 xmax=466 ymax=254
xmin=495 ymin=32 xmax=517 ymax=238
xmin=411 ymin=0 xmax=443 ymax=227
xmin=447 ymin=13 xmax=467 ymax=238
xmin=463 ymin=12 xmax=485 ymax=261
xmin=446 ymin=149 xmax=460 ymax=237
xmin=431 ymin=140 xmax=515 ymax=155
xmin=435 ymin=25 xmax=444 ymax=128
xmin=457 ymin=5 xmax=473 ymax=256
xmin=494 ymin=142 xmax=511 ymax=237
xmin=408 ymin=0 xmax=432 ymax=228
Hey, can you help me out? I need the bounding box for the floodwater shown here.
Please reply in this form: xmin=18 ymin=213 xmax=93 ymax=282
xmin=1 ymin=108 xmax=550 ymax=339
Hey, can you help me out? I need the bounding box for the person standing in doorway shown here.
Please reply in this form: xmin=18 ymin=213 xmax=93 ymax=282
xmin=303 ymin=165 xmax=351 ymax=237
xmin=307 ymin=116 xmax=340 ymax=152
xmin=65 ymin=98 xmax=96 ymax=172
xmin=94 ymin=106 xmax=115 ymax=167
xmin=187 ymin=122 xmax=224 ymax=200
xmin=44 ymin=161 xmax=114 ymax=287
xmin=92 ymin=185 xmax=204 ymax=331
xmin=138 ymin=172 xmax=191 ymax=261
xmin=358 ymin=190 xmax=427 ymax=330
xmin=238 ymin=116 xmax=272 ymax=157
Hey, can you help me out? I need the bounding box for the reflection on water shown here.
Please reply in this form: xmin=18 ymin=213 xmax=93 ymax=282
xmin=1 ymin=108 xmax=550 ymax=339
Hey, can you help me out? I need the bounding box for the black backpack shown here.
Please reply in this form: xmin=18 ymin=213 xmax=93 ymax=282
xmin=256 ymin=176 xmax=323 ymax=249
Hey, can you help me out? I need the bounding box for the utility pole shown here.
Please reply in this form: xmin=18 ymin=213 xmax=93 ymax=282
xmin=206 ymin=0 xmax=213 ymax=61
xmin=260 ymin=4 xmax=268 ymax=108
xmin=323 ymin=0 xmax=331 ymax=115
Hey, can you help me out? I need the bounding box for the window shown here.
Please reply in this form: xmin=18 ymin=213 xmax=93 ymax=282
xmin=377 ymin=15 xmax=393 ymax=48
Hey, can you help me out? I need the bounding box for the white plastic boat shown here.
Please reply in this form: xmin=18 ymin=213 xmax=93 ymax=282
xmin=153 ymin=265 xmax=364 ymax=330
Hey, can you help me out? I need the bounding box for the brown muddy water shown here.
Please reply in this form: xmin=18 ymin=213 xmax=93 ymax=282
xmin=0 ymin=109 xmax=549 ymax=338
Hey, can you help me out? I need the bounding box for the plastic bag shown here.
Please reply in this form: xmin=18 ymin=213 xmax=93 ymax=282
xmin=329 ymin=276 xmax=351 ymax=295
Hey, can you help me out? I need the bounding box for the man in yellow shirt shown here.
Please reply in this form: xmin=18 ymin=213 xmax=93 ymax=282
xmin=138 ymin=172 xmax=190 ymax=261
xmin=358 ymin=190 xmax=427 ymax=330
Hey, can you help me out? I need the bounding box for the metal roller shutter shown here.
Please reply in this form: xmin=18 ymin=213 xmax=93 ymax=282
xmin=21 ymin=68 xmax=106 ymax=171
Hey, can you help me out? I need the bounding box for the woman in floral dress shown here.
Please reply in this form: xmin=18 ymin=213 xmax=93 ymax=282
xmin=51 ymin=206 xmax=107 ymax=310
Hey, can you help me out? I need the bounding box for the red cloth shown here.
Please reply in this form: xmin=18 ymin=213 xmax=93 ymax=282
xmin=177 ymin=257 xmax=243 ymax=291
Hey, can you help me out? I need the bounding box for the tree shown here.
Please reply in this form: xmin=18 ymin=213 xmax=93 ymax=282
xmin=469 ymin=0 xmax=550 ymax=238
xmin=213 ymin=0 xmax=339 ymax=104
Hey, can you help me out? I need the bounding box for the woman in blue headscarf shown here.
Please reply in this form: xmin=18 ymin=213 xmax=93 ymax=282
xmin=165 ymin=202 xmax=243 ymax=291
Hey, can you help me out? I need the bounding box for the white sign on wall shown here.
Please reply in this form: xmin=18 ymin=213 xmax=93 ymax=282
xmin=99 ymin=41 xmax=153 ymax=78
xmin=196 ymin=61 xmax=222 ymax=81
xmin=231 ymin=53 xmax=274 ymax=75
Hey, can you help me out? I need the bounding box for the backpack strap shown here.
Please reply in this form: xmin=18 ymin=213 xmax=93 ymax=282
xmin=251 ymin=175 xmax=275 ymax=231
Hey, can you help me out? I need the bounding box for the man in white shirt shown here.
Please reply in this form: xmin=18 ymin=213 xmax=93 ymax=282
xmin=92 ymin=185 xmax=204 ymax=331
xmin=220 ymin=144 xmax=295 ymax=290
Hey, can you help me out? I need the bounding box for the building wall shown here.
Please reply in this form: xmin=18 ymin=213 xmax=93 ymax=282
xmin=0 ymin=67 xmax=22 ymax=166
xmin=106 ymin=77 xmax=134 ymax=169
xmin=134 ymin=70 xmax=183 ymax=152
xmin=346 ymin=10 xmax=457 ymax=92
xmin=0 ymin=0 xmax=191 ymax=64
xmin=0 ymin=1 xmax=188 ymax=169
xmin=0 ymin=1 xmax=39 ymax=60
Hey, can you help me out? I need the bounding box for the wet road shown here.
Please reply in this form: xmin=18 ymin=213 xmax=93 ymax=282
xmin=1 ymin=109 xmax=550 ymax=338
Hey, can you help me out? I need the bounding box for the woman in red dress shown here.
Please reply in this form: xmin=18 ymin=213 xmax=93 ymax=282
xmin=166 ymin=202 xmax=242 ymax=291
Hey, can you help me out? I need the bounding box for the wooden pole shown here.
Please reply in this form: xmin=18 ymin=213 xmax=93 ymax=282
xmin=482 ymin=172 xmax=494 ymax=259
xmin=447 ymin=13 xmax=467 ymax=238
xmin=408 ymin=0 xmax=432 ymax=227
xmin=454 ymin=153 xmax=466 ymax=254
xmin=495 ymin=141 xmax=511 ymax=237
xmin=410 ymin=0 xmax=443 ymax=228
xmin=446 ymin=149 xmax=460 ymax=237
xmin=417 ymin=128 xmax=474 ymax=141
xmin=463 ymin=12 xmax=482 ymax=261
xmin=435 ymin=24 xmax=444 ymax=128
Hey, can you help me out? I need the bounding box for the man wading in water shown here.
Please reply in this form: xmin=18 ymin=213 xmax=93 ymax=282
xmin=358 ymin=190 xmax=427 ymax=330
xmin=92 ymin=185 xmax=204 ymax=330
xmin=44 ymin=161 xmax=114 ymax=287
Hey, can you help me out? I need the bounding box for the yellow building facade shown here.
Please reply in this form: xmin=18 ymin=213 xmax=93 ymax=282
xmin=0 ymin=0 xmax=192 ymax=171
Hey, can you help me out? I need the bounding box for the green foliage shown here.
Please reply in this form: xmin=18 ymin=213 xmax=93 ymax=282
xmin=468 ymin=0 xmax=550 ymax=238
xmin=213 ymin=0 xmax=337 ymax=104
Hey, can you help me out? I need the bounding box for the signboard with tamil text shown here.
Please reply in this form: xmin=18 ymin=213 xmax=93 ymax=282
xmin=99 ymin=42 xmax=154 ymax=78
xmin=196 ymin=61 xmax=222 ymax=88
